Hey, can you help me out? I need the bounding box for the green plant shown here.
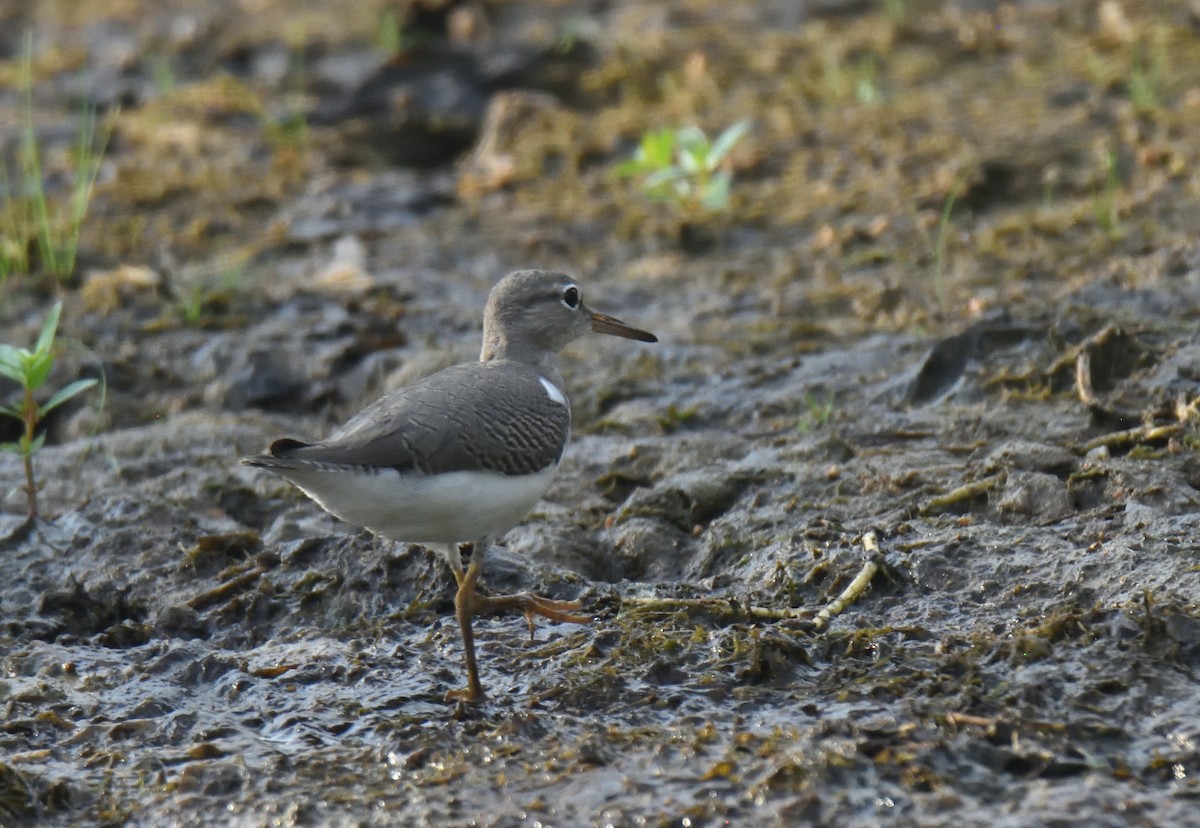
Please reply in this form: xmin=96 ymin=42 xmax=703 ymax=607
xmin=176 ymin=283 xmax=206 ymax=326
xmin=880 ymin=0 xmax=906 ymax=23
xmin=1128 ymin=51 xmax=1157 ymax=114
xmin=377 ymin=9 xmax=407 ymax=57
xmin=854 ymin=54 xmax=883 ymax=105
xmin=1092 ymin=149 xmax=1119 ymax=234
xmin=0 ymin=301 xmax=99 ymax=520
xmin=149 ymin=54 xmax=176 ymax=94
xmin=615 ymin=120 xmax=751 ymax=215
xmin=821 ymin=49 xmax=883 ymax=106
xmin=1 ymin=34 xmax=114 ymax=286
xmin=261 ymin=47 xmax=310 ymax=148
xmin=556 ymin=16 xmax=593 ymax=53
xmin=171 ymin=260 xmax=248 ymax=327
xmin=1127 ymin=37 xmax=1168 ymax=116
xmin=797 ymin=390 xmax=836 ymax=433
xmin=933 ymin=183 xmax=964 ymax=317
xmin=213 ymin=74 xmax=308 ymax=150
xmin=657 ymin=403 xmax=699 ymax=433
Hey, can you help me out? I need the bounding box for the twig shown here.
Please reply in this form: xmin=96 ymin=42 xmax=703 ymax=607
xmin=919 ymin=473 xmax=1005 ymax=516
xmin=1074 ymin=349 xmax=1096 ymax=406
xmin=187 ymin=552 xmax=278 ymax=611
xmin=620 ymin=595 xmax=813 ymax=622
xmin=621 ymin=534 xmax=882 ymax=629
xmin=945 ymin=712 xmax=997 ymax=728
xmin=810 ymin=531 xmax=881 ymax=632
xmin=1075 ymin=423 xmax=1182 ymax=454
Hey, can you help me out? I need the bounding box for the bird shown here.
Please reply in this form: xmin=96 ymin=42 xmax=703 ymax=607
xmin=242 ymin=270 xmax=657 ymax=702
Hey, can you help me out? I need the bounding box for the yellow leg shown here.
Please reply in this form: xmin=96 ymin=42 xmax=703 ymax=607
xmin=441 ymin=541 xmax=592 ymax=704
xmin=445 ymin=545 xmax=485 ymax=703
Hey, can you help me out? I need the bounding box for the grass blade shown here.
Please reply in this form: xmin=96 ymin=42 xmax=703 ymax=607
xmin=40 ymin=377 xmax=97 ymax=415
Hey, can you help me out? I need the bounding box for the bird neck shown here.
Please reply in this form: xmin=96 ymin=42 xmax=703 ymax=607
xmin=481 ymin=336 xmax=564 ymax=388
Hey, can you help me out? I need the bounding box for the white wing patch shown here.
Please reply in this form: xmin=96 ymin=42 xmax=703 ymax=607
xmin=539 ymin=376 xmax=568 ymax=407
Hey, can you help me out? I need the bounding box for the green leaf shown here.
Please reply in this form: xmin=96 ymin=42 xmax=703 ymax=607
xmin=642 ymin=128 xmax=676 ymax=167
xmin=642 ymin=166 xmax=687 ymax=200
xmin=35 ymin=300 xmax=63 ymax=356
xmin=40 ymin=377 xmax=98 ymax=415
xmin=25 ymin=350 xmax=54 ymax=391
xmin=642 ymin=165 xmax=683 ymax=187
xmin=613 ymin=158 xmax=649 ymax=179
xmin=676 ymin=128 xmax=708 ymax=172
xmin=700 ymin=170 xmax=732 ymax=211
xmin=0 ymin=403 xmax=23 ymax=420
xmin=676 ymin=126 xmax=707 ymax=150
xmin=0 ymin=441 xmax=22 ymax=454
xmin=13 ymin=432 xmax=43 ymax=457
xmin=707 ymin=119 xmax=751 ymax=169
xmin=0 ymin=345 xmax=26 ymax=384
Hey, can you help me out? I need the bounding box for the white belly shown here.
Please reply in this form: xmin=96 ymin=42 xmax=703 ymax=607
xmin=277 ymin=464 xmax=557 ymax=543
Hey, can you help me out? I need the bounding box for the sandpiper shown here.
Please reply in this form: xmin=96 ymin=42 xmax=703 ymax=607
xmin=243 ymin=270 xmax=657 ymax=702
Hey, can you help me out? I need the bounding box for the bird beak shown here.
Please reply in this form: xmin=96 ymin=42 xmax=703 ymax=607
xmin=589 ymin=309 xmax=658 ymax=343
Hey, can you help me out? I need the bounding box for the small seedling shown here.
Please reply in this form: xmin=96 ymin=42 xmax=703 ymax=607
xmin=821 ymin=49 xmax=883 ymax=106
xmin=933 ymin=183 xmax=964 ymax=318
xmin=615 ymin=120 xmax=751 ymax=215
xmin=657 ymin=403 xmax=699 ymax=433
xmin=150 ymin=54 xmax=177 ymax=95
xmin=1128 ymin=52 xmax=1157 ymax=114
xmin=855 ymin=55 xmax=883 ymax=105
xmin=176 ymin=283 xmax=206 ymax=326
xmin=171 ymin=260 xmax=249 ymax=328
xmin=377 ymin=9 xmax=408 ymax=57
xmin=797 ymin=391 xmax=836 ymax=433
xmin=1127 ymin=41 xmax=1166 ymax=116
xmin=217 ymin=46 xmax=308 ymax=148
xmin=1092 ymin=149 xmax=1119 ymax=234
xmin=0 ymin=301 xmax=99 ymax=520
xmin=880 ymin=0 xmax=906 ymax=23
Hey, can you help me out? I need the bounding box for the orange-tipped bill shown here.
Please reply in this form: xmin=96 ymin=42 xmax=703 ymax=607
xmin=589 ymin=309 xmax=658 ymax=343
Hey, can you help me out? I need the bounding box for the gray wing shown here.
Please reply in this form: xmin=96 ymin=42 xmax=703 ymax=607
xmin=270 ymin=361 xmax=570 ymax=476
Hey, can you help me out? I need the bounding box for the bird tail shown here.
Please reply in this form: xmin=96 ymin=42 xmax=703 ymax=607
xmin=241 ymin=438 xmax=312 ymax=469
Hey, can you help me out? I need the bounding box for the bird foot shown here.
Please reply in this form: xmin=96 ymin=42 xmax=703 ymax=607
xmin=444 ymin=685 xmax=486 ymax=704
xmin=472 ymin=592 xmax=592 ymax=640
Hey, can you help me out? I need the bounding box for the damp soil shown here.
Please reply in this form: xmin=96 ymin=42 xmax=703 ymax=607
xmin=3 ymin=1 xmax=1200 ymax=826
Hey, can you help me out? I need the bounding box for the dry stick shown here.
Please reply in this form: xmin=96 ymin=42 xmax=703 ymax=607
xmin=945 ymin=712 xmax=997 ymax=728
xmin=621 ymin=533 xmax=882 ymax=628
xmin=1174 ymin=394 xmax=1200 ymax=425
xmin=810 ymin=531 xmax=881 ymax=633
xmin=945 ymin=710 xmax=1068 ymax=734
xmin=620 ymin=595 xmax=813 ymax=622
xmin=1045 ymin=323 xmax=1120 ymax=380
xmin=187 ymin=554 xmax=276 ymax=611
xmin=1074 ymin=344 xmax=1188 ymax=453
xmin=918 ymin=473 xmax=1005 ymax=516
xmin=1075 ymin=423 xmax=1182 ymax=454
xmin=1074 ymin=349 xmax=1097 ymax=406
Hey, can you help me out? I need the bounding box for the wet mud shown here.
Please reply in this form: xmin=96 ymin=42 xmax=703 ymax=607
xmin=3 ymin=1 xmax=1200 ymax=825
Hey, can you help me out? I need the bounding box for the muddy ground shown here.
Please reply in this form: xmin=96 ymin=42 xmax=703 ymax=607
xmin=2 ymin=0 xmax=1200 ymax=825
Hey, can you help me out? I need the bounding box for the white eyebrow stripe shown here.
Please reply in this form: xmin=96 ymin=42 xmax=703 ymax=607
xmin=539 ymin=376 xmax=567 ymax=406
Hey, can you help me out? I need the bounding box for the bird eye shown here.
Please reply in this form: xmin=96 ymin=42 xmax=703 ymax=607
xmin=561 ymin=285 xmax=580 ymax=310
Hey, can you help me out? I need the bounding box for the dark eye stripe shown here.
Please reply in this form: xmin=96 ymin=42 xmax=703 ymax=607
xmin=562 ymin=285 xmax=580 ymax=309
